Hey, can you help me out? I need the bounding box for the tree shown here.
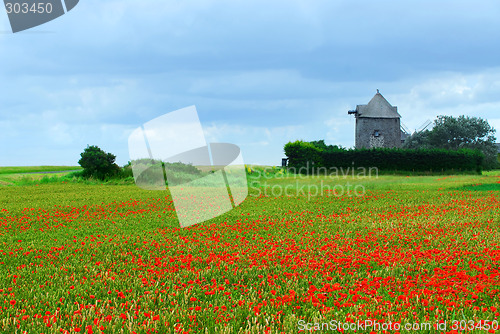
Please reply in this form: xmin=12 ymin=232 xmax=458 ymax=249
xmin=404 ymin=115 xmax=498 ymax=169
xmin=402 ymin=130 xmax=432 ymax=150
xmin=309 ymin=140 xmax=345 ymax=152
xmin=78 ymin=145 xmax=121 ymax=180
xmin=309 ymin=140 xmax=328 ymax=150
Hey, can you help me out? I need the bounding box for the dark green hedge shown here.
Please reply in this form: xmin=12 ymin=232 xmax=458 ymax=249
xmin=284 ymin=140 xmax=484 ymax=173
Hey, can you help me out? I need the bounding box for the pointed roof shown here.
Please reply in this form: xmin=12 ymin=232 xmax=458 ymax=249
xmin=355 ymin=90 xmax=401 ymax=118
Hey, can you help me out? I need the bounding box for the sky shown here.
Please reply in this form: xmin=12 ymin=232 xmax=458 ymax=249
xmin=1 ymin=0 xmax=500 ymax=166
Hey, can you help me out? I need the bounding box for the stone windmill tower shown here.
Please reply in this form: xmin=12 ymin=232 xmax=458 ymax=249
xmin=348 ymin=90 xmax=403 ymax=149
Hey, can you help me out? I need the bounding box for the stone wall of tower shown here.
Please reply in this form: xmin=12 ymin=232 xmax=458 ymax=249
xmin=355 ymin=118 xmax=401 ymax=149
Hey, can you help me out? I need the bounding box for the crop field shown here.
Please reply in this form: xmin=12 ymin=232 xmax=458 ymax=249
xmin=0 ymin=169 xmax=499 ymax=333
xmin=0 ymin=167 xmax=82 ymax=187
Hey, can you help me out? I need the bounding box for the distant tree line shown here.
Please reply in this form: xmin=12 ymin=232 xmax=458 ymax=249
xmin=403 ymin=115 xmax=498 ymax=170
xmin=284 ymin=140 xmax=483 ymax=173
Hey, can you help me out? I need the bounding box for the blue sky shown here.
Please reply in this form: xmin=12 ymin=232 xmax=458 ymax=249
xmin=1 ymin=0 xmax=500 ymax=166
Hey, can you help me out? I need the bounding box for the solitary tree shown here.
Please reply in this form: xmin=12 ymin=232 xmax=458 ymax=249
xmin=404 ymin=115 xmax=498 ymax=169
xmin=78 ymin=145 xmax=121 ymax=180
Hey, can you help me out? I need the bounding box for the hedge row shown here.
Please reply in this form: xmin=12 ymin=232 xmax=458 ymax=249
xmin=284 ymin=140 xmax=484 ymax=173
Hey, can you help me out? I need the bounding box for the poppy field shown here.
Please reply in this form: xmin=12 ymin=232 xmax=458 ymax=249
xmin=0 ymin=171 xmax=499 ymax=333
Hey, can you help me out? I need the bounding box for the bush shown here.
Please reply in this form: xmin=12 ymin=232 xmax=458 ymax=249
xmin=284 ymin=140 xmax=323 ymax=173
xmin=284 ymin=141 xmax=484 ymax=174
xmin=78 ymin=145 xmax=121 ymax=180
xmin=127 ymin=159 xmax=208 ymax=186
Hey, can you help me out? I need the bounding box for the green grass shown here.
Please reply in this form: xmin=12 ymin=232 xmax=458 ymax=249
xmin=0 ymin=167 xmax=135 ymax=187
xmin=0 ymin=166 xmax=81 ymax=175
xmin=0 ymin=166 xmax=82 ymax=186
xmin=459 ymin=183 xmax=500 ymax=191
xmin=247 ymin=166 xmax=500 ymax=193
xmin=0 ymin=171 xmax=79 ymax=186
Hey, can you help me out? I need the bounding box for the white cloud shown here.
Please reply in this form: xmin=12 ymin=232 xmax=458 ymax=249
xmin=1 ymin=1 xmax=500 ymax=165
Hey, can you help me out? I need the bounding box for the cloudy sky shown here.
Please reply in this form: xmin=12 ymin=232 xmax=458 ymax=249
xmin=1 ymin=0 xmax=500 ymax=166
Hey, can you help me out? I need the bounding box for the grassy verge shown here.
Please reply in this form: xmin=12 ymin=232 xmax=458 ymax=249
xmin=0 ymin=166 xmax=81 ymax=174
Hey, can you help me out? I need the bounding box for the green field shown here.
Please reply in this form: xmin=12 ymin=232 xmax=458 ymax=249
xmin=0 ymin=166 xmax=82 ymax=175
xmin=0 ymin=166 xmax=82 ymax=187
xmin=0 ymin=168 xmax=499 ymax=333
